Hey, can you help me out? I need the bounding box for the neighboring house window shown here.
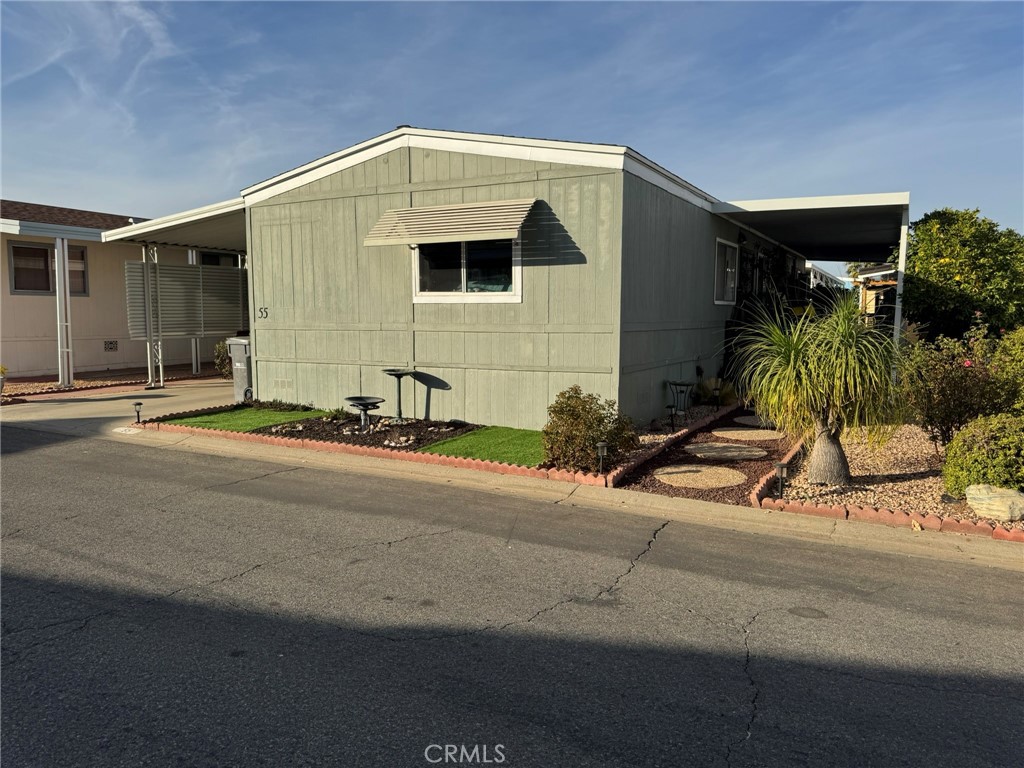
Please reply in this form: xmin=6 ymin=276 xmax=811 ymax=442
xmin=8 ymin=242 xmax=87 ymax=296
xmin=201 ymin=252 xmax=240 ymax=267
xmin=414 ymin=239 xmax=522 ymax=303
xmin=714 ymin=239 xmax=739 ymax=305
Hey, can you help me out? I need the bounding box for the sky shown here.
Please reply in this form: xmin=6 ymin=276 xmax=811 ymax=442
xmin=2 ymin=0 xmax=1022 ymax=254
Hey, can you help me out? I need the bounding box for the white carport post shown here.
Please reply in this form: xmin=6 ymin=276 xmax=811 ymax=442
xmin=54 ymin=237 xmax=74 ymax=388
xmin=142 ymin=245 xmax=164 ymax=388
xmin=187 ymin=248 xmax=201 ymax=374
xmin=891 ymin=206 xmax=910 ymax=345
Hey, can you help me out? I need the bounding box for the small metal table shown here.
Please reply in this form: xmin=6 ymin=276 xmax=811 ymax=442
xmin=345 ymin=396 xmax=385 ymax=432
xmin=381 ymin=368 xmax=415 ymax=423
xmin=666 ymin=380 xmax=695 ymax=413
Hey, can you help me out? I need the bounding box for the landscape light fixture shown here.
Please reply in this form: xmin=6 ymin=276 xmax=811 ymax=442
xmin=713 ymin=383 xmax=722 ymax=405
xmin=133 ymin=402 xmax=143 ymax=423
xmin=596 ymin=441 xmax=609 ymax=474
xmin=667 ymin=403 xmax=677 ymax=431
xmin=775 ymin=462 xmax=788 ymax=498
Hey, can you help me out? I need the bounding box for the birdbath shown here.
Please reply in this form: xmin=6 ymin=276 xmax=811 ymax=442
xmin=381 ymin=368 xmax=415 ymax=423
xmin=344 ymin=396 xmax=385 ymax=432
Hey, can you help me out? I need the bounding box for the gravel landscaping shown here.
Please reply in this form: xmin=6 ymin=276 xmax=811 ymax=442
xmin=782 ymin=424 xmax=1023 ymax=531
xmin=622 ymin=410 xmax=790 ymax=505
xmin=248 ymin=412 xmax=479 ymax=451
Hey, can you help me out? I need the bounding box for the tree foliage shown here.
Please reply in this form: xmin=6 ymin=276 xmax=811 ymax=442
xmin=729 ymin=295 xmax=899 ymax=485
xmin=898 ymin=209 xmax=1024 ymax=340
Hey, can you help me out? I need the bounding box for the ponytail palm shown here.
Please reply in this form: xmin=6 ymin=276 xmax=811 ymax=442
xmin=729 ymin=295 xmax=899 ymax=486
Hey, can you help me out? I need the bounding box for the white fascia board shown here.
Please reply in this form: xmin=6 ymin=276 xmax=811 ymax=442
xmin=713 ymin=192 xmax=910 ymax=214
xmin=241 ymin=127 xmax=632 ymax=205
xmin=102 ymin=197 xmax=244 ymax=243
xmin=622 ymin=151 xmax=719 ymax=211
xmin=1 ymin=218 xmax=106 ymax=241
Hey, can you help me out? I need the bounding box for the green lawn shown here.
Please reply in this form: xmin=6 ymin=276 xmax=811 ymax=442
xmin=421 ymin=426 xmax=545 ymax=467
xmin=166 ymin=406 xmax=328 ymax=432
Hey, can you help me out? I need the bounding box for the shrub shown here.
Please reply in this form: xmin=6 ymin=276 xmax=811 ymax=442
xmin=943 ymin=413 xmax=1024 ymax=498
xmin=542 ymin=385 xmax=638 ymax=472
xmin=992 ymin=328 xmax=1024 ymax=414
xmin=898 ymin=325 xmax=1015 ymax=446
xmin=251 ymin=399 xmax=316 ymax=412
xmin=692 ymin=378 xmax=737 ymax=406
xmin=213 ymin=341 xmax=232 ymax=379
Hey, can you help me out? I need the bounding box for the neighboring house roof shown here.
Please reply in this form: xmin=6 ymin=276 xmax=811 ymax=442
xmin=1 ymin=200 xmax=143 ymax=231
xmin=856 ymin=264 xmax=897 ymax=278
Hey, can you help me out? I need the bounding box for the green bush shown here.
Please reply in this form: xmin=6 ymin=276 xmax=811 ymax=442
xmin=899 ymin=325 xmax=1015 ymax=446
xmin=542 ymin=385 xmax=639 ymax=472
xmin=992 ymin=328 xmax=1024 ymax=414
xmin=943 ymin=413 xmax=1024 ymax=498
xmin=692 ymin=377 xmax=737 ymax=407
xmin=213 ymin=341 xmax=232 ymax=379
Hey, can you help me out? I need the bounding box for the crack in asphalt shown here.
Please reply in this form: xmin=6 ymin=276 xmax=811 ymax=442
xmin=1 ymin=527 xmax=461 ymax=658
xmin=594 ymin=521 xmax=670 ymax=600
xmin=726 ymin=611 xmax=763 ymax=768
xmin=343 ymin=520 xmax=672 ymax=644
xmin=553 ymin=485 xmax=580 ymax=505
xmin=152 ymin=466 xmax=304 ymax=506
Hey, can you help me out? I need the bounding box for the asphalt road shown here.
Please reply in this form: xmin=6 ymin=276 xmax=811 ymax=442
xmin=2 ymin=424 xmax=1021 ymax=767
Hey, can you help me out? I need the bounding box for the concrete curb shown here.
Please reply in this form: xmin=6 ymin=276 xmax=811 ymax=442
xmin=140 ymin=403 xmax=739 ymax=490
xmin=10 ymin=374 xmax=225 ymax=399
xmin=140 ymin=404 xmax=1019 ymax=545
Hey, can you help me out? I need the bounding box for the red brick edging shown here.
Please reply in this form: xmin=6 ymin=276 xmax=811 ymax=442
xmin=748 ymin=440 xmax=1019 ymax=542
xmin=138 ymin=403 xmax=738 ymax=490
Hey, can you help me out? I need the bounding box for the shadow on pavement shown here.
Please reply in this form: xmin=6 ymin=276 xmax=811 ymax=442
xmin=1 ymin=571 xmax=1017 ymax=768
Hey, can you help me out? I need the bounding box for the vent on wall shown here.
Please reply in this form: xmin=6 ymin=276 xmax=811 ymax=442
xmin=104 ymin=340 xmax=118 ymax=352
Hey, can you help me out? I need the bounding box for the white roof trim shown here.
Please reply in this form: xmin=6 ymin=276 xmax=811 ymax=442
xmin=1 ymin=218 xmax=108 ymax=241
xmin=713 ymin=192 xmax=910 ymax=214
xmin=241 ymin=128 xmax=632 ymax=205
xmin=241 ymin=126 xmax=725 ymax=211
xmin=102 ymin=197 xmax=244 ymax=243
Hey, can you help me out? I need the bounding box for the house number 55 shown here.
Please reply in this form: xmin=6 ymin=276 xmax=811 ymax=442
xmin=258 ymin=307 xmax=269 ymax=319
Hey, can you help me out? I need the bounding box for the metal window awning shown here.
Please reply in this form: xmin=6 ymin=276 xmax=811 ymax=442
xmin=364 ymin=198 xmax=536 ymax=246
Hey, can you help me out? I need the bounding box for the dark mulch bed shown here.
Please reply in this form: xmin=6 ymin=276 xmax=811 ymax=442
xmin=620 ymin=410 xmax=796 ymax=506
xmin=248 ymin=413 xmax=480 ymax=452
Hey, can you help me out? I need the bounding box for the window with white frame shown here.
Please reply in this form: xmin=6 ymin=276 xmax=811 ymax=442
xmin=8 ymin=242 xmax=88 ymax=295
xmin=714 ymin=239 xmax=738 ymax=305
xmin=414 ymin=239 xmax=521 ymax=303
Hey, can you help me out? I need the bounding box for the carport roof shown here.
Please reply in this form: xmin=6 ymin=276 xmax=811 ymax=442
xmin=711 ymin=193 xmax=909 ymax=262
xmin=102 ymin=197 xmax=246 ymax=252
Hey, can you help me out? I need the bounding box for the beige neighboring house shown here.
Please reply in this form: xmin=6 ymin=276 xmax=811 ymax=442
xmin=1 ymin=200 xmax=220 ymax=380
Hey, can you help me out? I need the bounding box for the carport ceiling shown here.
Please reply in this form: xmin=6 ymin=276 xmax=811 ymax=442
xmin=712 ymin=193 xmax=909 ymax=263
xmin=103 ymin=198 xmax=246 ymax=253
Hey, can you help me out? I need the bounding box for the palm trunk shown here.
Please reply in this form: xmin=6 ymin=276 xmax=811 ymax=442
xmin=806 ymin=420 xmax=851 ymax=486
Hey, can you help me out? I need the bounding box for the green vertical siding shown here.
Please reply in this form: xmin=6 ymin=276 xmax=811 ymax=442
xmin=618 ymin=173 xmax=738 ymax=423
xmin=248 ymin=147 xmax=622 ymax=428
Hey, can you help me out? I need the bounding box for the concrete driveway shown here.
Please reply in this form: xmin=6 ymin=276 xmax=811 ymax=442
xmin=0 ymin=379 xmax=234 ymax=439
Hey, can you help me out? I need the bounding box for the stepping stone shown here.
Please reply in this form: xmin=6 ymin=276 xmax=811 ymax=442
xmin=653 ymin=465 xmax=747 ymax=489
xmin=684 ymin=442 xmax=767 ymax=461
xmin=734 ymin=415 xmax=774 ymax=428
xmin=712 ymin=427 xmax=785 ymax=441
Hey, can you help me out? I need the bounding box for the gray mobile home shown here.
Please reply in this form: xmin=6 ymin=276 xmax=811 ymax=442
xmin=105 ymin=127 xmax=909 ymax=428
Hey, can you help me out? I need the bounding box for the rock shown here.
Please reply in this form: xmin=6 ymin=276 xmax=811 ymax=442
xmin=965 ymin=485 xmax=1024 ymax=522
